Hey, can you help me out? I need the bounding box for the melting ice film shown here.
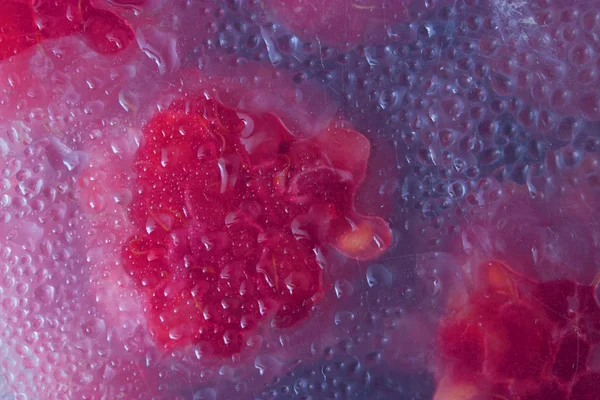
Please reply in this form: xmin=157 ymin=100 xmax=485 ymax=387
xmin=1 ymin=0 xmax=600 ymax=399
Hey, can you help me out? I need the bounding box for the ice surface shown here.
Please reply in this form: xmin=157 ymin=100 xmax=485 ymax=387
xmin=0 ymin=0 xmax=599 ymax=399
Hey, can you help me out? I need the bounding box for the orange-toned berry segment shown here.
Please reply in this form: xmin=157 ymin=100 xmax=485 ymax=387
xmin=329 ymin=216 xmax=392 ymax=261
xmin=432 ymin=375 xmax=480 ymax=400
xmin=484 ymin=260 xmax=517 ymax=299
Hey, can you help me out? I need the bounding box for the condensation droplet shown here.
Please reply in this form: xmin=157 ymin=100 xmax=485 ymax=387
xmin=366 ymin=264 xmax=393 ymax=288
xmin=34 ymin=284 xmax=55 ymax=303
xmin=118 ymin=88 xmax=140 ymax=113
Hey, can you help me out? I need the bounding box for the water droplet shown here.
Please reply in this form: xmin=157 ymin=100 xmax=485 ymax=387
xmin=118 ymin=88 xmax=140 ymax=113
xmin=34 ymin=284 xmax=55 ymax=303
xmin=0 ymin=194 xmax=11 ymax=208
xmin=45 ymin=138 xmax=88 ymax=172
xmin=366 ymin=264 xmax=393 ymax=288
xmin=0 ymin=139 xmax=8 ymax=158
xmin=260 ymin=26 xmax=282 ymax=66
xmin=113 ymin=189 xmax=132 ymax=205
xmin=136 ymin=26 xmax=180 ymax=75
xmin=218 ymin=155 xmax=240 ymax=194
xmin=254 ymin=355 xmax=284 ymax=376
xmin=193 ymin=388 xmax=217 ymax=400
xmin=490 ymin=73 xmax=513 ymax=96
xmin=2 ymin=297 xmax=17 ymax=311
xmin=81 ymin=317 xmax=106 ymax=338
xmin=168 ymin=327 xmax=183 ymax=341
xmin=379 ymin=89 xmax=400 ymax=109
xmin=580 ymin=92 xmax=600 ymax=119
xmin=334 ymin=279 xmax=354 ymax=299
xmin=334 ymin=311 xmax=355 ymax=326
xmin=83 ymin=100 xmax=105 ymax=117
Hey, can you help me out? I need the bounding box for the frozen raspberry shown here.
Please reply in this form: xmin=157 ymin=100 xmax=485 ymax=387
xmin=435 ymin=259 xmax=600 ymax=400
xmin=122 ymin=95 xmax=392 ymax=355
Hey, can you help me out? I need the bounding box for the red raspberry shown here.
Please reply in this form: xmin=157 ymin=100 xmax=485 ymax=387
xmin=123 ymin=96 xmax=392 ymax=355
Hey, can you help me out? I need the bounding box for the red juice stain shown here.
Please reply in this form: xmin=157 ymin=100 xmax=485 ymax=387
xmin=0 ymin=0 xmax=134 ymax=60
xmin=122 ymin=96 xmax=392 ymax=355
xmin=435 ymin=260 xmax=600 ymax=400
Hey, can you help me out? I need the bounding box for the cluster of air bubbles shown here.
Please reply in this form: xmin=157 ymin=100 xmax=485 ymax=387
xmin=255 ymin=349 xmax=435 ymax=399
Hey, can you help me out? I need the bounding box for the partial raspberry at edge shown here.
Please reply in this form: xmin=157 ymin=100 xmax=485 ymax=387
xmin=435 ymin=259 xmax=600 ymax=400
xmin=0 ymin=0 xmax=134 ymax=60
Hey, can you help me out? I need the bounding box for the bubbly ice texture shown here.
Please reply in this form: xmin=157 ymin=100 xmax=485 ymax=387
xmin=0 ymin=0 xmax=600 ymax=399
